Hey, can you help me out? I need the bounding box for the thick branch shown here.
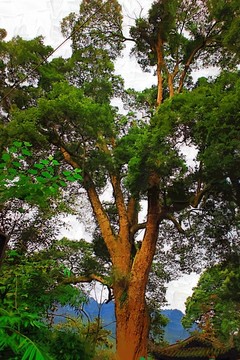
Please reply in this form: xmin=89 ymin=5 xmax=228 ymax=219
xmin=97 ymin=137 xmax=129 ymax=240
xmin=111 ymin=174 xmax=129 ymax=235
xmin=132 ymin=175 xmax=162 ymax=279
xmin=60 ymin=145 xmax=117 ymax=258
xmin=62 ymin=273 xmax=108 ymax=286
xmin=60 ymin=146 xmax=81 ymax=169
xmin=127 ymin=197 xmax=138 ymax=226
xmin=155 ymin=37 xmax=165 ymax=106
xmin=86 ymin=181 xmax=117 ymax=259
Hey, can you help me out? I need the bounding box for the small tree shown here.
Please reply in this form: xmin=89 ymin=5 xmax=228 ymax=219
xmin=182 ymin=260 xmax=240 ymax=348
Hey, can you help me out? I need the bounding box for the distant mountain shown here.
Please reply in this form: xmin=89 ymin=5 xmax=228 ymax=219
xmin=162 ymin=309 xmax=191 ymax=343
xmin=55 ymin=299 xmax=192 ymax=344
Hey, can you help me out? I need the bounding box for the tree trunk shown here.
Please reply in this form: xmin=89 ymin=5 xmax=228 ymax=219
xmin=60 ymin=148 xmax=162 ymax=360
xmin=114 ymin=182 xmax=161 ymax=360
xmin=155 ymin=38 xmax=165 ymax=107
xmin=114 ymin=278 xmax=150 ymax=360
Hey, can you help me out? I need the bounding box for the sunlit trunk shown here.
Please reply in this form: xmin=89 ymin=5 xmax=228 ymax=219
xmin=114 ymin=277 xmax=150 ymax=360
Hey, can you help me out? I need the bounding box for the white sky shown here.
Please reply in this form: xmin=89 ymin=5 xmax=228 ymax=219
xmin=0 ymin=0 xmax=199 ymax=312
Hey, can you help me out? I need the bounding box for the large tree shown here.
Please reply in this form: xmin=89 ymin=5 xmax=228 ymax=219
xmin=1 ymin=1 xmax=240 ymax=359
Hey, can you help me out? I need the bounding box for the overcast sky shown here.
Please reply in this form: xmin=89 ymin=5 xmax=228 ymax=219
xmin=0 ymin=0 xmax=199 ymax=312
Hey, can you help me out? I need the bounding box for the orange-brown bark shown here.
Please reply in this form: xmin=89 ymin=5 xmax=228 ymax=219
xmin=114 ymin=281 xmax=150 ymax=360
xmin=155 ymin=37 xmax=165 ymax=106
xmin=113 ymin=179 xmax=161 ymax=360
xmin=60 ymin=145 xmax=162 ymax=360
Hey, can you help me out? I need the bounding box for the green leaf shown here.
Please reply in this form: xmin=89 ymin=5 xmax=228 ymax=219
xmin=22 ymin=149 xmax=32 ymax=156
xmin=9 ymin=168 xmax=17 ymax=175
xmin=34 ymin=163 xmax=44 ymax=170
xmin=72 ymin=173 xmax=82 ymax=180
xmin=36 ymin=176 xmax=46 ymax=183
xmin=40 ymin=159 xmax=49 ymax=165
xmin=62 ymin=170 xmax=71 ymax=176
xmin=59 ymin=180 xmax=67 ymax=187
xmin=13 ymin=141 xmax=22 ymax=148
xmin=74 ymin=168 xmax=82 ymax=173
xmin=2 ymin=153 xmax=11 ymax=162
xmin=41 ymin=172 xmax=52 ymax=179
xmin=28 ymin=169 xmax=38 ymax=175
xmin=9 ymin=146 xmax=17 ymax=154
xmin=13 ymin=161 xmax=22 ymax=168
xmin=66 ymin=176 xmax=76 ymax=182
xmin=23 ymin=142 xmax=32 ymax=147
xmin=63 ymin=267 xmax=71 ymax=277
xmin=45 ymin=166 xmax=54 ymax=174
xmin=52 ymin=160 xmax=60 ymax=166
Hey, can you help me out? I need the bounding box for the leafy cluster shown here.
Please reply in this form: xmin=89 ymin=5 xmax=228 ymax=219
xmin=182 ymin=259 xmax=240 ymax=348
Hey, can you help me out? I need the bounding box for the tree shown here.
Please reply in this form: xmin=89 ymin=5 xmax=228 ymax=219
xmin=182 ymin=259 xmax=240 ymax=348
xmin=1 ymin=1 xmax=240 ymax=359
xmin=130 ymin=0 xmax=240 ymax=105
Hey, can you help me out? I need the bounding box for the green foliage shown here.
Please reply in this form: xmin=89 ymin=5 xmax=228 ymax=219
xmin=61 ymin=0 xmax=124 ymax=102
xmin=0 ymin=140 xmax=82 ymax=209
xmin=0 ymin=35 xmax=53 ymax=117
xmin=149 ymin=310 xmax=169 ymax=345
xmin=0 ymin=308 xmax=51 ymax=360
xmin=0 ymin=248 xmax=90 ymax=359
xmin=47 ymin=328 xmax=94 ymax=360
xmin=182 ymin=260 xmax=240 ymax=347
xmin=163 ymin=70 xmax=240 ymax=205
xmin=130 ymin=0 xmax=239 ymax=95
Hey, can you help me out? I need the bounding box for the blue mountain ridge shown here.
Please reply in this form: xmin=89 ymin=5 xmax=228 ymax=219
xmin=55 ymin=299 xmax=191 ymax=344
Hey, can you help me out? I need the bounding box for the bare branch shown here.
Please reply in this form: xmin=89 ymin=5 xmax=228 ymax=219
xmin=165 ymin=213 xmax=185 ymax=234
xmin=190 ymin=185 xmax=210 ymax=208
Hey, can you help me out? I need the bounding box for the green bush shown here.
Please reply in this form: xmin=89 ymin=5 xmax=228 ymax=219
xmin=47 ymin=329 xmax=94 ymax=360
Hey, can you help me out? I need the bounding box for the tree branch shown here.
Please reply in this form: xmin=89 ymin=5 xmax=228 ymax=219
xmin=60 ymin=146 xmax=81 ymax=169
xmin=178 ymin=41 xmax=206 ymax=93
xmin=60 ymin=144 xmax=117 ymax=258
xmin=62 ymin=273 xmax=109 ymax=286
xmin=190 ymin=185 xmax=210 ymax=208
xmin=165 ymin=213 xmax=185 ymax=234
xmin=132 ymin=175 xmax=162 ymax=278
xmin=96 ymin=137 xmax=129 ymax=242
xmin=130 ymin=222 xmax=147 ymax=235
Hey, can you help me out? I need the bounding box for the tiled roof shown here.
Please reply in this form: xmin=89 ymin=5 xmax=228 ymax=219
xmin=151 ymin=335 xmax=234 ymax=358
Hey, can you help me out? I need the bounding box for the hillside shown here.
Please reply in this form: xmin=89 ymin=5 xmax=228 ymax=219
xmin=55 ymin=299 xmax=192 ymax=344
